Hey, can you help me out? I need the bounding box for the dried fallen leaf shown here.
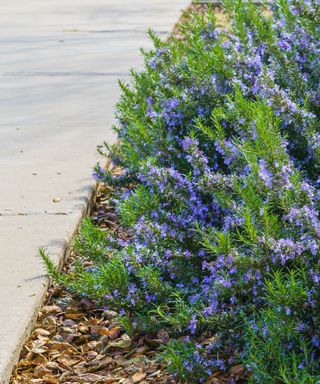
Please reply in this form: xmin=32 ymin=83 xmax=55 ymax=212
xmin=70 ymin=373 xmax=111 ymax=382
xmin=79 ymin=325 xmax=89 ymax=333
xmin=33 ymin=365 xmax=51 ymax=378
xmin=132 ymin=371 xmax=147 ymax=383
xmin=57 ymin=354 xmax=81 ymax=368
xmin=42 ymin=305 xmax=62 ymax=315
xmin=31 ymin=340 xmax=48 ymax=354
xmin=82 ymin=340 xmax=99 ymax=352
xmin=108 ymin=335 xmax=131 ymax=349
xmin=98 ymin=326 xmax=120 ymax=338
xmin=32 ymin=355 xmax=47 ymax=365
xmin=65 ymin=312 xmax=83 ymax=319
xmin=134 ymin=346 xmax=150 ymax=356
xmin=41 ymin=374 xmax=59 ymax=384
xmin=34 ymin=328 xmax=51 ymax=337
xmin=115 ymin=356 xmax=147 ymax=367
xmin=42 ymin=316 xmax=57 ymax=331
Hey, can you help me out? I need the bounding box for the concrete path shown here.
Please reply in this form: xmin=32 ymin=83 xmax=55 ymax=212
xmin=0 ymin=1 xmax=188 ymax=382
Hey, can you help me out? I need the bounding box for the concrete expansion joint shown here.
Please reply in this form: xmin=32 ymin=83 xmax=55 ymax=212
xmin=0 ymin=210 xmax=71 ymax=217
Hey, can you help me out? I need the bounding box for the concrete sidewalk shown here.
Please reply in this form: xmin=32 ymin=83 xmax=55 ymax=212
xmin=0 ymin=1 xmax=188 ymax=382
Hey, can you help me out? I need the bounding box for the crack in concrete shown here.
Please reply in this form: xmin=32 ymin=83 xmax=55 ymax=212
xmin=4 ymin=71 xmax=128 ymax=77
xmin=87 ymin=29 xmax=167 ymax=34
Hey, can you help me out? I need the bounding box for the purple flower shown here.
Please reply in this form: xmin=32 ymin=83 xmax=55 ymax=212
xmin=278 ymin=39 xmax=292 ymax=51
xmin=149 ymin=57 xmax=158 ymax=70
xmin=189 ymin=315 xmax=198 ymax=335
xmin=258 ymin=159 xmax=273 ymax=188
